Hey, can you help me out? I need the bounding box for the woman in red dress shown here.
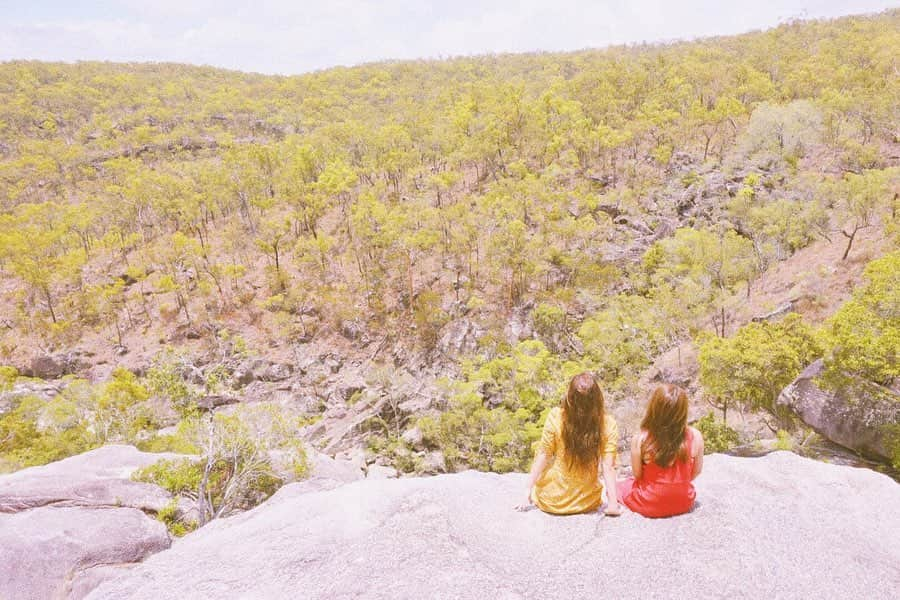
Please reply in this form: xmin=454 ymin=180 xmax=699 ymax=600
xmin=617 ymin=384 xmax=704 ymax=518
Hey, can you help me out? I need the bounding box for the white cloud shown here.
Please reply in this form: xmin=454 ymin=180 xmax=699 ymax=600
xmin=0 ymin=1 xmax=896 ymax=74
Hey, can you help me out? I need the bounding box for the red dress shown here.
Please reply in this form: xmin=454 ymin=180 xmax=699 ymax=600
xmin=617 ymin=428 xmax=696 ymax=518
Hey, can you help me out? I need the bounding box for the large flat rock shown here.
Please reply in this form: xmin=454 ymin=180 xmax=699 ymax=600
xmin=87 ymin=452 xmax=900 ymax=599
xmin=0 ymin=505 xmax=169 ymax=600
xmin=0 ymin=445 xmax=189 ymax=599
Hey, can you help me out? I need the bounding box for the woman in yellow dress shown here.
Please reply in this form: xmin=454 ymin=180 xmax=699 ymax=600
xmin=515 ymin=372 xmax=621 ymax=515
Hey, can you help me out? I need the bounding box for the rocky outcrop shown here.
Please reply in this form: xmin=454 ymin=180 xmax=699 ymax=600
xmin=86 ymin=452 xmax=899 ymax=600
xmin=777 ymin=360 xmax=900 ymax=462
xmin=752 ymin=300 xmax=795 ymax=322
xmin=0 ymin=445 xmax=189 ymax=514
xmin=437 ymin=317 xmax=485 ymax=358
xmin=0 ymin=446 xmax=190 ymax=600
xmin=24 ymin=352 xmax=91 ymax=379
xmin=0 ymin=379 xmax=65 ymax=414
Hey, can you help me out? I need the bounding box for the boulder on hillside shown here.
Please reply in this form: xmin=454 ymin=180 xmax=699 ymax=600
xmin=25 ymin=352 xmax=89 ymax=379
xmin=196 ymin=394 xmax=239 ymax=411
xmin=777 ymin=359 xmax=900 ymax=462
xmin=0 ymin=379 xmax=65 ymax=415
xmin=84 ymin=452 xmax=899 ymax=600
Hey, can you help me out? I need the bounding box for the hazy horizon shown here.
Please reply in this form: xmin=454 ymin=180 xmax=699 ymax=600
xmin=1 ymin=1 xmax=897 ymax=76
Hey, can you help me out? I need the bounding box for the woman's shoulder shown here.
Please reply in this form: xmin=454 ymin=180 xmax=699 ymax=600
xmin=688 ymin=425 xmax=704 ymax=449
xmin=546 ymin=406 xmax=562 ymax=425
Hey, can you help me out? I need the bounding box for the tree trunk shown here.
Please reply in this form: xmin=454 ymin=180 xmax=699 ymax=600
xmin=841 ymin=223 xmax=861 ymax=261
xmin=42 ymin=285 xmax=57 ymax=324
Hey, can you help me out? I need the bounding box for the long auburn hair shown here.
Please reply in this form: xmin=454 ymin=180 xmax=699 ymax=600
xmin=560 ymin=372 xmax=605 ymax=471
xmin=640 ymin=384 xmax=690 ymax=467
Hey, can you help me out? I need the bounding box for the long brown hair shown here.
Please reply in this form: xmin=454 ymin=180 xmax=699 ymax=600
xmin=560 ymin=372 xmax=605 ymax=471
xmin=640 ymin=384 xmax=690 ymax=467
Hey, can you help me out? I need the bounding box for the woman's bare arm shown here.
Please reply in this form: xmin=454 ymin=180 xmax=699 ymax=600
xmin=601 ymin=453 xmax=621 ymax=516
xmin=690 ymin=426 xmax=704 ymax=480
xmin=630 ymin=432 xmax=644 ymax=480
xmin=515 ymin=451 xmax=551 ymax=510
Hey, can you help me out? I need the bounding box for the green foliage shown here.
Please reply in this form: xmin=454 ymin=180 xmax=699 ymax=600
xmin=820 ymin=251 xmax=900 ymax=386
xmin=412 ymin=289 xmax=449 ymax=350
xmin=0 ymin=370 xmax=160 ymax=472
xmin=0 ymin=366 xmax=17 ymax=391
xmin=735 ymin=100 xmax=823 ymax=166
xmin=0 ymin=395 xmax=96 ymax=472
xmin=420 ymin=340 xmax=577 ymax=472
xmin=145 ymin=350 xmax=199 ymax=417
xmin=133 ymin=461 xmax=202 ymax=536
xmin=532 ymin=302 xmax=566 ymax=341
xmin=774 ymin=430 xmax=794 ymax=451
xmin=0 ymin=12 xmax=896 ymax=355
xmin=1 ymin=13 xmax=899 ymax=477
xmin=156 ymin=499 xmax=197 ymax=537
xmin=365 ymin=434 xmax=422 ymax=474
xmin=884 ymin=424 xmax=900 ymax=470
xmin=136 ymin=418 xmax=200 ymax=454
xmin=694 ymin=412 xmax=740 ymax=453
xmin=133 ymin=458 xmax=201 ymax=496
xmin=578 ymin=294 xmax=672 ymax=389
xmin=698 ymin=314 xmax=821 ymax=417
xmin=133 ymin=404 xmax=308 ymax=526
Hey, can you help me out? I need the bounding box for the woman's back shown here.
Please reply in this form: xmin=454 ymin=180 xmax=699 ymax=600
xmin=531 ymin=407 xmax=619 ymax=514
xmin=620 ymin=427 xmax=697 ymax=518
xmin=640 ymin=428 xmax=695 ymax=484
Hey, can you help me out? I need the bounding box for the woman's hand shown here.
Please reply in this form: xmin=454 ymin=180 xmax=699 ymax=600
xmin=603 ymin=503 xmax=622 ymax=517
xmin=514 ymin=491 xmax=533 ymax=511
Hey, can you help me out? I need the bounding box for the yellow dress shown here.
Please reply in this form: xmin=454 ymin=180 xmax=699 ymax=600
xmin=531 ymin=407 xmax=618 ymax=515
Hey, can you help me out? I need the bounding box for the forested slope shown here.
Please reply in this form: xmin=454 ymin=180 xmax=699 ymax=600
xmin=0 ymin=11 xmax=897 ymax=491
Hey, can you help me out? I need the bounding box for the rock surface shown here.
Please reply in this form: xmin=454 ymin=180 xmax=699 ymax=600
xmin=777 ymin=359 xmax=900 ymax=461
xmin=0 ymin=446 xmax=186 ymax=600
xmin=0 ymin=444 xmax=187 ymax=513
xmin=0 ymin=506 xmax=169 ymax=600
xmin=87 ymin=452 xmax=900 ymax=600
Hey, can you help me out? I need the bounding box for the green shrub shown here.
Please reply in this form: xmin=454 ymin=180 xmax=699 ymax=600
xmin=885 ymin=424 xmax=900 ymax=471
xmin=136 ymin=432 xmax=200 ymax=454
xmin=698 ymin=314 xmax=821 ymax=419
xmin=366 ymin=433 xmax=422 ymax=474
xmin=774 ymin=429 xmax=794 ymax=451
xmin=820 ymin=251 xmax=900 ymax=388
xmin=133 ymin=458 xmax=202 ymax=496
xmin=695 ymin=412 xmax=740 ymax=454
xmin=0 ymin=366 xmax=17 ymax=391
xmin=418 ymin=340 xmax=588 ymax=473
xmin=532 ymin=302 xmax=565 ymax=340
xmin=156 ymin=499 xmax=197 ymax=537
xmin=145 ymin=350 xmax=199 ymax=417
xmin=0 ymin=395 xmax=96 ymax=471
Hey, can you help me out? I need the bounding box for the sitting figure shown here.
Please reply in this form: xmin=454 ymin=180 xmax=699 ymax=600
xmin=516 ymin=372 xmax=621 ymax=516
xmin=617 ymin=383 xmax=704 ymax=518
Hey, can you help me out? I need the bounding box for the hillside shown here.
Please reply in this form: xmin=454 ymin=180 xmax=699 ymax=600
xmin=1 ymin=10 xmax=898 ymax=493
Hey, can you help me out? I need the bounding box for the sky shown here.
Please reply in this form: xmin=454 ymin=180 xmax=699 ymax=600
xmin=0 ymin=1 xmax=896 ymax=75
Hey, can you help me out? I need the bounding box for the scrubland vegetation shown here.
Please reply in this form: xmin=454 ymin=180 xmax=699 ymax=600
xmin=1 ymin=10 xmax=898 ymax=492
